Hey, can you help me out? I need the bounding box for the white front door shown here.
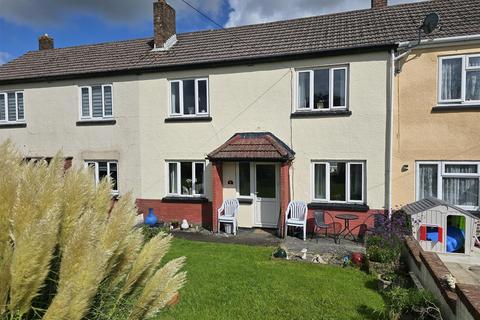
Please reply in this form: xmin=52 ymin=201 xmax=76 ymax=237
xmin=254 ymin=163 xmax=279 ymax=228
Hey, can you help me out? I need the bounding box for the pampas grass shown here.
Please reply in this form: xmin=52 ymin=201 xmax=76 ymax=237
xmin=0 ymin=141 xmax=186 ymax=320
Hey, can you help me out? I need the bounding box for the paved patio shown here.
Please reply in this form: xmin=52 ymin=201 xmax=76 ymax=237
xmin=439 ymin=247 xmax=480 ymax=286
xmin=172 ymin=228 xmax=281 ymax=246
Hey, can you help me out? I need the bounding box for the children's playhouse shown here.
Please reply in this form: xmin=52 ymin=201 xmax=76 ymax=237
xmin=402 ymin=197 xmax=479 ymax=255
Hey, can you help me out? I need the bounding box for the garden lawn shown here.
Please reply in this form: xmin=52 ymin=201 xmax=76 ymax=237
xmin=157 ymin=238 xmax=385 ymax=320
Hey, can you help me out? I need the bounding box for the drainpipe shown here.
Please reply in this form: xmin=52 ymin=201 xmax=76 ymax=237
xmin=386 ymin=49 xmax=395 ymax=218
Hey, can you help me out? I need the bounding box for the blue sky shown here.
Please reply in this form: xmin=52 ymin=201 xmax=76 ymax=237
xmin=0 ymin=0 xmax=423 ymax=64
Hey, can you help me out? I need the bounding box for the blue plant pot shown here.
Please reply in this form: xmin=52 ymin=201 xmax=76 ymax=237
xmin=145 ymin=208 xmax=158 ymax=226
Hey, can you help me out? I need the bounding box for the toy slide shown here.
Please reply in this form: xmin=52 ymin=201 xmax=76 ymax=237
xmin=446 ymin=226 xmax=465 ymax=253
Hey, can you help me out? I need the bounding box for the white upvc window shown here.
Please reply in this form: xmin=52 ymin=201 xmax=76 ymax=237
xmin=417 ymin=161 xmax=480 ymax=210
xmin=79 ymin=85 xmax=113 ymax=120
xmin=297 ymin=66 xmax=348 ymax=111
xmin=438 ymin=54 xmax=480 ymax=105
xmin=0 ymin=91 xmax=25 ymax=123
xmin=166 ymin=161 xmax=205 ymax=197
xmin=85 ymin=160 xmax=118 ymax=195
xmin=312 ymin=161 xmax=365 ymax=203
xmin=169 ymin=78 xmax=209 ymax=117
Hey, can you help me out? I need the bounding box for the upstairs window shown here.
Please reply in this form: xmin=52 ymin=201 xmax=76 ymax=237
xmin=170 ymin=79 xmax=208 ymax=117
xmin=297 ymin=67 xmax=348 ymax=111
xmin=85 ymin=160 xmax=118 ymax=195
xmin=80 ymin=85 xmax=113 ymax=120
xmin=0 ymin=92 xmax=24 ymax=123
xmin=167 ymin=161 xmax=205 ymax=196
xmin=439 ymin=55 xmax=480 ymax=105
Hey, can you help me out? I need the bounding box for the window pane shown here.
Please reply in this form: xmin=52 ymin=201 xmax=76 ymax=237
xmin=98 ymin=162 xmax=108 ymax=182
xmin=171 ymin=82 xmax=180 ymax=114
xmin=183 ymin=80 xmax=195 ymax=115
xmin=330 ymin=162 xmax=346 ymax=201
xmin=256 ymin=164 xmax=276 ymax=198
xmin=239 ymin=162 xmax=251 ymax=196
xmin=349 ymin=164 xmax=363 ymax=201
xmin=16 ymin=93 xmax=24 ymax=120
xmin=298 ymin=72 xmax=310 ymax=109
xmin=103 ymin=86 xmax=113 ymax=116
xmin=198 ymin=80 xmax=208 ymax=113
xmin=313 ymin=69 xmax=329 ymax=109
xmin=314 ymin=164 xmax=326 ymax=199
xmin=194 ymin=163 xmax=204 ymax=195
xmin=86 ymin=162 xmax=97 ymax=184
xmin=443 ymin=178 xmax=479 ymax=207
xmin=0 ymin=94 xmax=5 ymax=121
xmin=181 ymin=162 xmax=193 ymax=195
xmin=468 ymin=57 xmax=480 ymax=67
xmin=418 ymin=164 xmax=438 ymax=199
xmin=7 ymin=92 xmax=16 ymax=121
xmin=445 ymin=164 xmax=477 ymax=174
xmin=466 ymin=70 xmax=480 ymax=101
xmin=333 ymin=69 xmax=346 ymax=107
xmin=109 ymin=162 xmax=118 ymax=191
xmin=81 ymin=88 xmax=90 ymax=117
xmin=92 ymin=86 xmax=103 ymax=118
xmin=441 ymin=58 xmax=462 ymax=100
xmin=168 ymin=163 xmax=178 ymax=194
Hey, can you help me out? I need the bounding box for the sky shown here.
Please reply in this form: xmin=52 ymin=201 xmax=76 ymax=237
xmin=0 ymin=0 xmax=424 ymax=65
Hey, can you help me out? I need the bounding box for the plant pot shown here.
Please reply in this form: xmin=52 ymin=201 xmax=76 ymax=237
xmin=377 ymin=274 xmax=393 ymax=291
xmin=167 ymin=292 xmax=180 ymax=307
xmin=171 ymin=222 xmax=179 ymax=229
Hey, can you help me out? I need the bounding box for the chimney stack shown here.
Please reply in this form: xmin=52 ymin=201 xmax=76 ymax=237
xmin=371 ymin=0 xmax=388 ymax=9
xmin=153 ymin=0 xmax=176 ymax=50
xmin=39 ymin=34 xmax=54 ymax=50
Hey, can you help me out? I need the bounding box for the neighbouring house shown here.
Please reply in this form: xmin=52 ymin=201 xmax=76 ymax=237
xmin=0 ymin=0 xmax=479 ymax=237
xmin=391 ymin=6 xmax=480 ymax=226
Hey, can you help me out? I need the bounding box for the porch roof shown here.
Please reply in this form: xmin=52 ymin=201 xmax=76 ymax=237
xmin=207 ymin=132 xmax=295 ymax=162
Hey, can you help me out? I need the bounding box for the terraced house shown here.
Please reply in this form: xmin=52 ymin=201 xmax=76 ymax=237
xmin=0 ymin=0 xmax=478 ymax=236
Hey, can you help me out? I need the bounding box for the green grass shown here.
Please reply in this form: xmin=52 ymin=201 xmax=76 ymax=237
xmin=157 ymin=239 xmax=385 ymax=320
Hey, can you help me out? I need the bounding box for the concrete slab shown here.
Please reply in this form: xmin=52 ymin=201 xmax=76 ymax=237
xmin=172 ymin=228 xmax=281 ymax=247
xmin=439 ymin=249 xmax=480 ymax=286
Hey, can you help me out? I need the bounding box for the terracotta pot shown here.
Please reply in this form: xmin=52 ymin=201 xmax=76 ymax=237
xmin=167 ymin=292 xmax=180 ymax=306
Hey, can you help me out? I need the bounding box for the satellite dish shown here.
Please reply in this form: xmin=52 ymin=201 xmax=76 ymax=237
xmin=420 ymin=13 xmax=440 ymax=34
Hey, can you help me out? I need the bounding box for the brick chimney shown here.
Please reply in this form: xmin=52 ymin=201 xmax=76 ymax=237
xmin=153 ymin=0 xmax=176 ymax=50
xmin=39 ymin=34 xmax=54 ymax=50
xmin=372 ymin=0 xmax=388 ymax=9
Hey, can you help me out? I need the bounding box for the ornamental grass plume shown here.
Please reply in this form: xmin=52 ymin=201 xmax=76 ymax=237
xmin=0 ymin=141 xmax=186 ymax=320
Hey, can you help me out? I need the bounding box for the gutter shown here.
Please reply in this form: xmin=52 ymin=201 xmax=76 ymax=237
xmin=398 ymin=34 xmax=480 ymax=49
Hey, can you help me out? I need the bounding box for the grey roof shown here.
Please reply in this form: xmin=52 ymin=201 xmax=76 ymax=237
xmin=402 ymin=197 xmax=479 ymax=220
xmin=1 ymin=0 xmax=480 ymax=84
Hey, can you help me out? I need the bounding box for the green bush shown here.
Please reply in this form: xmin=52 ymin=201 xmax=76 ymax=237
xmin=384 ymin=287 xmax=441 ymax=320
xmin=366 ymin=236 xmax=400 ymax=263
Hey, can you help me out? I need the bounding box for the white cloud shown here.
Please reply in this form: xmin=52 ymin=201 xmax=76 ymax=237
xmin=0 ymin=52 xmax=12 ymax=65
xmin=225 ymin=0 xmax=426 ymax=27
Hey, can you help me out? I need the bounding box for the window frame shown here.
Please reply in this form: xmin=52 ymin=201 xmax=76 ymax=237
xmin=296 ymin=66 xmax=349 ymax=111
xmin=85 ymin=160 xmax=119 ymax=195
xmin=0 ymin=91 xmax=25 ymax=123
xmin=165 ymin=161 xmax=206 ymax=197
xmin=416 ymin=161 xmax=480 ymax=211
xmin=79 ymin=84 xmax=114 ymax=120
xmin=168 ymin=78 xmax=209 ymax=117
xmin=311 ymin=160 xmax=365 ymax=204
xmin=438 ymin=54 xmax=480 ymax=105
xmin=236 ymin=162 xmax=254 ymax=199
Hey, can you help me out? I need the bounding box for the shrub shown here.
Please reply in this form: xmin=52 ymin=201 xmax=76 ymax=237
xmin=384 ymin=287 xmax=441 ymax=320
xmin=0 ymin=141 xmax=186 ymax=320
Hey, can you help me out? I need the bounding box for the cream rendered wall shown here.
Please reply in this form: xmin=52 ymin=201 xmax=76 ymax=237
xmin=0 ymin=76 xmax=142 ymax=198
xmin=221 ymin=162 xmax=253 ymax=227
xmin=137 ymin=51 xmax=389 ymax=211
xmin=392 ymin=45 xmax=480 ymax=208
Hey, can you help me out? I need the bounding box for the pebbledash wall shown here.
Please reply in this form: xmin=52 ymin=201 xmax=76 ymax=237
xmin=0 ymin=51 xmax=389 ymax=230
xmin=392 ymin=44 xmax=480 ymax=209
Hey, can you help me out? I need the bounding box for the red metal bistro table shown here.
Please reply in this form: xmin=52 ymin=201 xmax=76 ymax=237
xmin=335 ymin=214 xmax=359 ymax=242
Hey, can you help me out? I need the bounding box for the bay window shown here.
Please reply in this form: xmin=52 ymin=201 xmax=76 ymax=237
xmin=170 ymin=78 xmax=208 ymax=117
xmin=312 ymin=161 xmax=364 ymax=203
xmin=167 ymin=161 xmax=205 ymax=196
xmin=417 ymin=161 xmax=480 ymax=210
xmin=80 ymin=85 xmax=113 ymax=119
xmin=0 ymin=92 xmax=24 ymax=123
xmin=297 ymin=66 xmax=348 ymax=111
xmin=439 ymin=55 xmax=480 ymax=105
xmin=85 ymin=161 xmax=118 ymax=194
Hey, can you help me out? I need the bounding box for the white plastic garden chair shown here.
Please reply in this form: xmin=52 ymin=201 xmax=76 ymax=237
xmin=217 ymin=199 xmax=240 ymax=235
xmin=285 ymin=200 xmax=308 ymax=241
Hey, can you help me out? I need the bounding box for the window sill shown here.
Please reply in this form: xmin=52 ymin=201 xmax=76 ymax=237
xmin=432 ymin=105 xmax=480 ymax=112
xmin=164 ymin=116 xmax=212 ymax=123
xmin=76 ymin=119 xmax=116 ymax=126
xmin=291 ymin=110 xmax=351 ymax=118
xmin=308 ymin=202 xmax=369 ymax=212
xmin=162 ymin=196 xmax=209 ymax=203
xmin=0 ymin=122 xmax=26 ymax=129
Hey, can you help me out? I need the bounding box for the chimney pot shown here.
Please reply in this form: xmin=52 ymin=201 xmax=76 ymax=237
xmin=153 ymin=0 xmax=176 ymax=50
xmin=371 ymin=0 xmax=388 ymax=9
xmin=39 ymin=34 xmax=54 ymax=50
